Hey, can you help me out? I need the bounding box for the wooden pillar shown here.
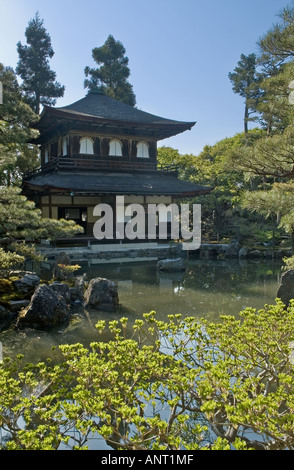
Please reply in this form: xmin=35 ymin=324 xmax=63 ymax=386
xmin=49 ymin=194 xmax=52 ymax=218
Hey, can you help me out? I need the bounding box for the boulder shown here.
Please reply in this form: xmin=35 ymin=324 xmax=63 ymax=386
xmin=74 ymin=275 xmax=87 ymax=298
xmin=157 ymin=258 xmax=186 ymax=272
xmin=0 ymin=304 xmax=17 ymax=328
xmin=17 ymin=284 xmax=70 ymax=330
xmin=49 ymin=281 xmax=71 ymax=303
xmin=53 ymin=251 xmax=73 ymax=281
xmin=66 ymin=274 xmax=88 ymax=303
xmin=13 ymin=273 xmax=40 ymax=294
xmin=84 ymin=277 xmax=119 ymax=310
xmin=277 ymin=269 xmax=294 ymax=307
xmin=238 ymin=246 xmax=250 ymax=258
xmin=247 ymin=249 xmax=263 ymax=258
xmin=8 ymin=300 xmax=30 ymax=312
xmin=68 ymin=287 xmax=82 ymax=303
xmin=224 ymin=242 xmax=240 ymax=258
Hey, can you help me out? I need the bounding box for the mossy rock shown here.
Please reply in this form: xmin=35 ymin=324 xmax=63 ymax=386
xmin=0 ymin=278 xmax=14 ymax=294
xmin=0 ymin=277 xmax=32 ymax=303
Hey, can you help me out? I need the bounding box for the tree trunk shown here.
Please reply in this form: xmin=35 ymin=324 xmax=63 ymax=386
xmin=244 ymin=104 xmax=249 ymax=134
xmin=35 ymin=92 xmax=40 ymax=115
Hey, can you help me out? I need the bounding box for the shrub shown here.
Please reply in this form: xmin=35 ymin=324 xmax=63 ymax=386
xmin=1 ymin=300 xmax=294 ymax=450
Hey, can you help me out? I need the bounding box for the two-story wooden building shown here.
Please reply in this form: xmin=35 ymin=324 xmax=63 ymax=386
xmin=22 ymin=91 xmax=209 ymax=244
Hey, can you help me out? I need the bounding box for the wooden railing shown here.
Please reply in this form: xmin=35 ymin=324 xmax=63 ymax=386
xmin=55 ymin=155 xmax=157 ymax=171
xmin=24 ymin=156 xmax=178 ymax=178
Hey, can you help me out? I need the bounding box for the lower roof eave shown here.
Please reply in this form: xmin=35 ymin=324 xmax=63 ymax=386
xmin=22 ymin=181 xmax=212 ymax=198
xmin=22 ymin=183 xmax=211 ymax=198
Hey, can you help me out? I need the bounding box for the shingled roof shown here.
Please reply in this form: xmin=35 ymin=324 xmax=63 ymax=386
xmin=58 ymin=92 xmax=194 ymax=125
xmin=34 ymin=92 xmax=196 ymax=141
xmin=23 ymin=170 xmax=210 ymax=197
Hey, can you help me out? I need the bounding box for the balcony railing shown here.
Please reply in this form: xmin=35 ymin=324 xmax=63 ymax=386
xmin=24 ymin=155 xmax=178 ymax=178
xmin=55 ymin=155 xmax=157 ymax=171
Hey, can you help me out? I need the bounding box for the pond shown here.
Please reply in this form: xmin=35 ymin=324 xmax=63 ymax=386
xmin=0 ymin=257 xmax=283 ymax=364
xmin=0 ymin=257 xmax=284 ymax=450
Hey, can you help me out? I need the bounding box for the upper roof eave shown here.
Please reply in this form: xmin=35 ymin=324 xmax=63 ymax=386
xmin=31 ymin=92 xmax=196 ymax=142
xmin=36 ymin=105 xmax=196 ymax=132
xmin=33 ymin=90 xmax=195 ymax=131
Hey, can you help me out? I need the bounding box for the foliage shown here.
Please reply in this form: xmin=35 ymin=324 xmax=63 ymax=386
xmin=84 ymin=34 xmax=136 ymax=106
xmin=164 ymin=9 xmax=294 ymax=246
xmin=240 ymin=181 xmax=294 ymax=252
xmin=1 ymin=302 xmax=294 ymax=450
xmin=258 ymin=4 xmax=294 ymax=59
xmin=0 ymin=63 xmax=40 ymax=185
xmin=228 ymin=60 xmax=294 ymax=179
xmin=157 ymin=146 xmax=199 ymax=181
xmin=282 ymin=255 xmax=294 ymax=270
xmin=16 ymin=12 xmax=65 ymax=114
xmin=241 ymin=182 xmax=294 ymax=218
xmin=255 ymin=59 xmax=294 ymax=134
xmin=57 ymin=264 xmax=81 ymax=275
xmin=158 ymin=134 xmax=264 ymax=243
xmin=0 ymin=249 xmax=24 ymax=278
xmin=226 ymin=5 xmax=294 ymax=252
xmin=53 ymin=264 xmax=81 ymax=284
xmin=230 ymin=125 xmax=294 ymax=179
xmin=228 ymin=53 xmax=260 ymax=133
xmin=0 ymin=186 xmax=82 ymax=241
xmin=0 ymin=186 xmax=83 ymax=272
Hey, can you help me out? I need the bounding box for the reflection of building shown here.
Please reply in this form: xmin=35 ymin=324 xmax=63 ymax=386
xmin=23 ymin=91 xmax=210 ymax=244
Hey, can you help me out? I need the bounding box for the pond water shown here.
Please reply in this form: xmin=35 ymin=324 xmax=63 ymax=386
xmin=0 ymin=257 xmax=284 ymax=450
xmin=0 ymin=258 xmax=283 ymax=364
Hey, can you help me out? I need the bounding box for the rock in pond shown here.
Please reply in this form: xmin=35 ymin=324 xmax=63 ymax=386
xmin=53 ymin=251 xmax=73 ymax=281
xmin=0 ymin=304 xmax=17 ymax=329
xmin=157 ymin=258 xmax=186 ymax=272
xmin=84 ymin=277 xmax=119 ymax=310
xmin=17 ymin=284 xmax=70 ymax=330
xmin=277 ymin=269 xmax=294 ymax=307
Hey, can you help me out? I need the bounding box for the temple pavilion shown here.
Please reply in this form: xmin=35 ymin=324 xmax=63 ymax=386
xmin=22 ymin=91 xmax=209 ymax=245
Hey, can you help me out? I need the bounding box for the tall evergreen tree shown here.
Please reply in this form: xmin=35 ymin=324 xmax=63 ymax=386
xmin=228 ymin=5 xmax=294 ymax=179
xmin=0 ymin=63 xmax=39 ymax=185
xmin=255 ymin=5 xmax=294 ymax=135
xmin=254 ymin=59 xmax=294 ymax=135
xmin=228 ymin=53 xmax=259 ymax=133
xmin=227 ymin=6 xmax=294 ymax=254
xmin=84 ymin=35 xmax=136 ymax=106
xmin=16 ymin=12 xmax=64 ymax=114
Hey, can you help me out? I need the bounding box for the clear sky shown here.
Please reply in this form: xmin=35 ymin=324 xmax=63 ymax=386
xmin=0 ymin=0 xmax=288 ymax=154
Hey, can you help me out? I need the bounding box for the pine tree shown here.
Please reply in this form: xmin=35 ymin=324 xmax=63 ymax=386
xmin=228 ymin=53 xmax=259 ymax=133
xmin=259 ymin=5 xmax=294 ymax=59
xmin=84 ymin=35 xmax=136 ymax=106
xmin=0 ymin=63 xmax=39 ymax=185
xmin=16 ymin=12 xmax=64 ymax=114
xmin=0 ymin=186 xmax=83 ymax=276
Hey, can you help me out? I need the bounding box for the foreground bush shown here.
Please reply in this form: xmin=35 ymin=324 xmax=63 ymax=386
xmin=1 ymin=299 xmax=294 ymax=450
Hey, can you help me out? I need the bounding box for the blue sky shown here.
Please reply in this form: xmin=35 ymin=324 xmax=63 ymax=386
xmin=0 ymin=0 xmax=288 ymax=154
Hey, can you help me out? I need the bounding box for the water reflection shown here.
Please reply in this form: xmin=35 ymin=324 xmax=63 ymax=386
xmin=84 ymin=258 xmax=281 ymax=320
xmin=0 ymin=259 xmax=282 ymax=362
